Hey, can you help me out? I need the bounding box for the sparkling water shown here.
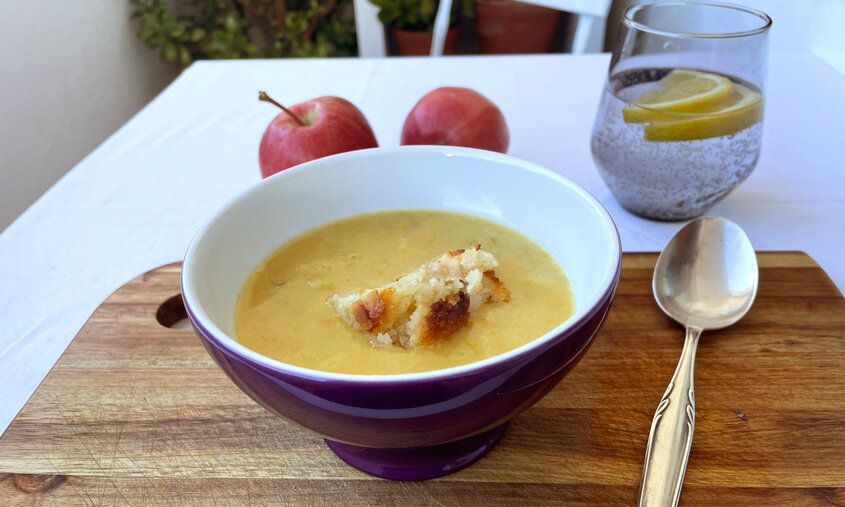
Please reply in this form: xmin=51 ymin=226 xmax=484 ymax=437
xmin=591 ymin=68 xmax=764 ymax=221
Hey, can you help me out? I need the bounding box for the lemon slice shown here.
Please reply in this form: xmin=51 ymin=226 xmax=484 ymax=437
xmin=643 ymin=83 xmax=763 ymax=142
xmin=623 ymin=69 xmax=734 ymax=123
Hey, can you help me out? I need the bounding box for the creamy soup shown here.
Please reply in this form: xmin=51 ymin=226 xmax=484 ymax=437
xmin=235 ymin=210 xmax=574 ymax=374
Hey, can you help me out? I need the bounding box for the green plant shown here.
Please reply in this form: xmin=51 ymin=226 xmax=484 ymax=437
xmin=130 ymin=0 xmax=358 ymax=66
xmin=369 ymin=0 xmax=471 ymax=30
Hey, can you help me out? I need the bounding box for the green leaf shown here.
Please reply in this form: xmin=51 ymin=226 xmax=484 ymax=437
xmin=179 ymin=45 xmax=192 ymax=66
xmin=224 ymin=14 xmax=238 ymax=32
xmin=162 ymin=41 xmax=178 ymax=62
xmin=420 ymin=0 xmax=434 ymax=18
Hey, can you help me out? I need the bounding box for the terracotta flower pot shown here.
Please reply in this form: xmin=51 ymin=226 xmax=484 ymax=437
xmin=390 ymin=26 xmax=460 ymax=56
xmin=474 ymin=0 xmax=559 ymax=54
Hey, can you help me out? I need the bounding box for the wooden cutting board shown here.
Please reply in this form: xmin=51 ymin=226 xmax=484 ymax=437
xmin=2 ymin=252 xmax=844 ymax=505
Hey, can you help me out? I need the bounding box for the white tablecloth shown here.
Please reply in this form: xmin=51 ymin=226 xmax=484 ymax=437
xmin=1 ymin=53 xmax=844 ymax=436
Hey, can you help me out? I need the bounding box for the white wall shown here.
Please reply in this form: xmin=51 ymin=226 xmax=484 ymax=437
xmin=605 ymin=0 xmax=845 ymax=74
xmin=0 ymin=0 xmax=179 ymax=230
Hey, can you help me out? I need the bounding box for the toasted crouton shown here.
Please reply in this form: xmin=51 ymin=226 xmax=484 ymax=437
xmin=326 ymin=245 xmax=510 ymax=349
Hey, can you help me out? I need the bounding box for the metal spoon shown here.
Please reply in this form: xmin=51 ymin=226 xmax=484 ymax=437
xmin=638 ymin=216 xmax=758 ymax=507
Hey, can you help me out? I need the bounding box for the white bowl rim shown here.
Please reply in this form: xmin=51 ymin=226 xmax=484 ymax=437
xmin=181 ymin=145 xmax=621 ymax=383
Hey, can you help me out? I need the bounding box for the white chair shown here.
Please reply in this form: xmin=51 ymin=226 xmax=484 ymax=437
xmin=353 ymin=0 xmax=387 ymax=57
xmin=354 ymin=0 xmax=611 ymax=57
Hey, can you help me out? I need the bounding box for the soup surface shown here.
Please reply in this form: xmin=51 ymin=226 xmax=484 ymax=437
xmin=235 ymin=210 xmax=574 ymax=374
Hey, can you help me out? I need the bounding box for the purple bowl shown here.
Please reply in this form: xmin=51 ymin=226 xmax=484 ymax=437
xmin=182 ymin=146 xmax=621 ymax=480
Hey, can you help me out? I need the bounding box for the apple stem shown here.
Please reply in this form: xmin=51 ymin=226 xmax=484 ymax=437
xmin=258 ymin=91 xmax=305 ymax=126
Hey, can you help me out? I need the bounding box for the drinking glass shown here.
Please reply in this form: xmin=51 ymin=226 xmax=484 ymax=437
xmin=591 ymin=1 xmax=771 ymax=221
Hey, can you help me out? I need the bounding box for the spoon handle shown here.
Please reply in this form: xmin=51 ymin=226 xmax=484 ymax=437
xmin=638 ymin=326 xmax=701 ymax=507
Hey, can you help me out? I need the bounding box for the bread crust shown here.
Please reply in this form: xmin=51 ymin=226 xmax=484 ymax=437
xmin=419 ymin=291 xmax=471 ymax=346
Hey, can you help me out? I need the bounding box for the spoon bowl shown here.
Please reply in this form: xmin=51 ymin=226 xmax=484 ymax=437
xmin=654 ymin=216 xmax=759 ymax=330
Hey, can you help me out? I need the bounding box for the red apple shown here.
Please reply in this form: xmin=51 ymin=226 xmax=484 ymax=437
xmin=401 ymin=87 xmax=509 ymax=153
xmin=258 ymin=91 xmax=378 ymax=178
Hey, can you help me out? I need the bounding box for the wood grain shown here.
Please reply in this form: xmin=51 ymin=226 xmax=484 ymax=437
xmin=1 ymin=253 xmax=843 ymax=506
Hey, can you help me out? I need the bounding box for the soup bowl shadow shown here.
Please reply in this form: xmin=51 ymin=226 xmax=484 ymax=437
xmin=182 ymin=146 xmax=621 ymax=480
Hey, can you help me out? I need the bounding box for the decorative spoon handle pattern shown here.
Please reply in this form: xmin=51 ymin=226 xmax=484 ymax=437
xmin=638 ymin=326 xmax=701 ymax=507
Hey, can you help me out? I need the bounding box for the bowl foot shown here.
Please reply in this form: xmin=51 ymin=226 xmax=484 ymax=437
xmin=324 ymin=423 xmax=508 ymax=480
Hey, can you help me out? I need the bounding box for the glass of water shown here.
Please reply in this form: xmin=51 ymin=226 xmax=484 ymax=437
xmin=591 ymin=1 xmax=771 ymax=221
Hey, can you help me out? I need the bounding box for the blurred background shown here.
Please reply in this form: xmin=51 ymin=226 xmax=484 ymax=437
xmin=1 ymin=0 xmax=842 ymax=231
